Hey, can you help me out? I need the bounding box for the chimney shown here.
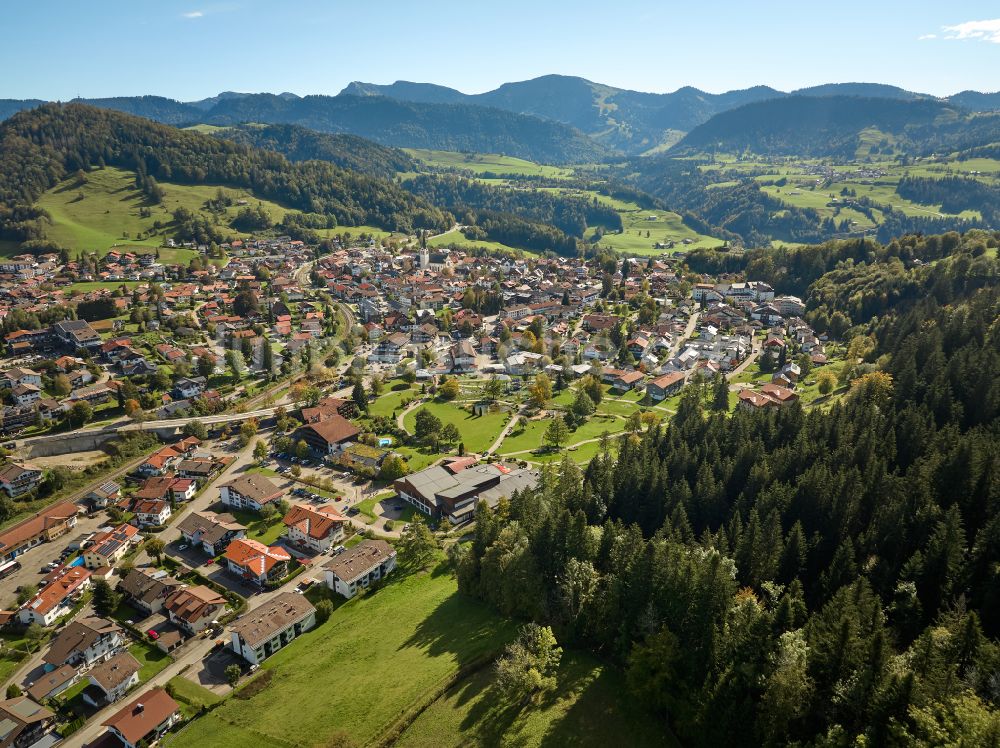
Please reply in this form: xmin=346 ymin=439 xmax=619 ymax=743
xmin=135 ymin=703 xmax=144 ymax=713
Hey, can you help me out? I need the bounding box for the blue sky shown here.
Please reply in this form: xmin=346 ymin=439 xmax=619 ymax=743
xmin=3 ymin=1 xmax=999 ymax=100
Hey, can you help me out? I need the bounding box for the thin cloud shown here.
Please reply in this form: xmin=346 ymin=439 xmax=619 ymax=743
xmin=917 ymin=34 xmax=937 ymax=41
xmin=942 ymin=18 xmax=1000 ymax=43
xmin=182 ymin=10 xmax=204 ymax=18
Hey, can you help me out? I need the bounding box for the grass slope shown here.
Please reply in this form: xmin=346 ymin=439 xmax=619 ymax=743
xmin=402 ymin=400 xmax=509 ymax=454
xmin=165 ymin=567 xmax=516 ymax=748
xmin=17 ymin=166 xmax=294 ymax=259
xmin=406 ymin=149 xmax=573 ymax=179
xmin=396 ymin=651 xmax=675 ymax=748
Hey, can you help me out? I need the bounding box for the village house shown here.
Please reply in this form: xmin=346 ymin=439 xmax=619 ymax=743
xmin=131 ymin=498 xmax=171 ymax=527
xmin=43 ymin=616 xmax=125 ymax=670
xmin=282 ymin=503 xmax=347 ymax=554
xmin=324 ymin=539 xmax=397 ymax=599
xmin=0 ymin=697 xmax=55 ymax=748
xmin=177 ymin=511 xmax=247 ymax=556
xmin=297 ymin=414 xmax=360 ymax=456
xmin=84 ymin=524 xmax=140 ymax=569
xmin=117 ymin=568 xmax=181 ymax=616
xmin=163 ymin=585 xmax=227 ymax=635
xmin=82 ymin=650 xmax=141 ymax=707
xmin=646 ymin=371 xmax=687 ymax=401
xmin=19 ymin=566 xmax=92 ymax=626
xmin=0 ymin=462 xmax=43 ymax=499
xmin=101 ymin=687 xmax=181 ymax=748
xmin=228 ymin=592 xmax=316 ymax=666
xmin=223 ymin=538 xmax=291 ymax=587
xmin=219 ymin=474 xmax=283 ymax=513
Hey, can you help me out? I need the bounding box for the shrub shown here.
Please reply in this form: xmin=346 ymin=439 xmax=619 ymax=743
xmin=235 ymin=670 xmax=273 ymax=699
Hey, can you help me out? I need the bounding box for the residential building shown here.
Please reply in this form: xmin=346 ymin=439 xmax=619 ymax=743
xmin=0 ymin=503 xmax=77 ymax=560
xmin=26 ymin=664 xmax=78 ymax=703
xmin=646 ymin=372 xmax=686 ymax=401
xmin=52 ymin=319 xmax=102 ymax=350
xmin=0 ymin=697 xmax=55 ymax=748
xmin=43 ymin=616 xmax=125 ymax=669
xmin=176 ymin=512 xmax=246 ymax=556
xmin=223 ymin=539 xmax=290 ymax=587
xmin=101 ymin=687 xmax=180 ymax=748
xmin=18 ymin=567 xmax=92 ymax=626
xmin=117 ymin=568 xmax=180 ymax=616
xmin=0 ymin=463 xmax=43 ymax=499
xmin=82 ymin=651 xmax=141 ymax=706
xmin=228 ymin=592 xmax=315 ymax=666
xmin=219 ymin=474 xmax=283 ymax=513
xmin=84 ymin=524 xmax=140 ymax=569
xmin=163 ymin=585 xmax=227 ymax=635
xmin=324 ymin=540 xmax=397 ymax=599
xmin=131 ymin=499 xmax=171 ymax=527
xmin=282 ymin=504 xmax=346 ymax=554
xmin=297 ymin=414 xmax=359 ymax=455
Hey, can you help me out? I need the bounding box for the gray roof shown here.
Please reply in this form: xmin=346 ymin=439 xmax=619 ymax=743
xmin=400 ymin=464 xmax=504 ymax=507
xmin=229 ymin=592 xmax=315 ymax=649
xmin=324 ymin=540 xmax=396 ymax=584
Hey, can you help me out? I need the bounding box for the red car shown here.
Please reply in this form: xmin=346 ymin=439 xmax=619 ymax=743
xmin=147 ymin=629 xmax=159 ymax=640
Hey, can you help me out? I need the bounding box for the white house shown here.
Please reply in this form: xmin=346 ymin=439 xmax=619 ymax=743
xmin=323 ymin=540 xmax=397 ymax=599
xmin=228 ymin=592 xmax=316 ymax=666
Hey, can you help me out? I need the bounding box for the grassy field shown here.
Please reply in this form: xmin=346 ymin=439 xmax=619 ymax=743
xmin=229 ymin=508 xmax=287 ymax=546
xmin=402 ymin=400 xmax=509 ymax=455
xmin=396 ymin=651 xmax=675 ymax=748
xmin=63 ymin=280 xmax=144 ymax=294
xmin=167 ymin=676 xmax=222 ymax=718
xmin=165 ymin=565 xmax=518 ymax=748
xmin=406 ymin=149 xmax=573 ymax=179
xmin=6 ymin=165 xmax=320 ymax=260
xmin=427 ymin=230 xmax=523 ymax=255
xmin=587 ymin=207 xmax=723 ymax=256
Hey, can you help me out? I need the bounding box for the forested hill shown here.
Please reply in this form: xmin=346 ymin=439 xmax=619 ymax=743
xmin=0 ymin=103 xmax=453 ymax=245
xmin=196 ymin=94 xmax=609 ymax=164
xmin=669 ymin=95 xmax=977 ymax=157
xmin=208 ymin=123 xmax=417 ymax=179
xmin=455 ymin=232 xmax=1000 ymax=745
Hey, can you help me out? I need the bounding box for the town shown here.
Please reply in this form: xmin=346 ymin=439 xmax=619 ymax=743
xmin=0 ymin=228 xmax=847 ymax=747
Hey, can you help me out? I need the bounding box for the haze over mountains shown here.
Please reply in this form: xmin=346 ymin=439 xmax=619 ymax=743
xmin=1 ymin=74 xmax=1000 ymax=162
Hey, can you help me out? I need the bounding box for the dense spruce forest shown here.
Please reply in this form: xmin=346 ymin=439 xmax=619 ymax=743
xmin=453 ymin=232 xmax=1000 ymax=745
xmin=209 ymin=123 xmax=418 ymax=179
xmin=0 ymin=103 xmax=453 ymax=245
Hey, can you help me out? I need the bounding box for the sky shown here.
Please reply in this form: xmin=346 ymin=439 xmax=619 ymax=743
xmin=3 ymin=1 xmax=1000 ymax=100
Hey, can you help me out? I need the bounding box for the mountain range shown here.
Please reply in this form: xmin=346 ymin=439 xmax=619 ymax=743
xmin=1 ymin=75 xmax=999 ymax=162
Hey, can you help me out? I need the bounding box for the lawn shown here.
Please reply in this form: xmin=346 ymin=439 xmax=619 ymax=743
xmin=167 ymin=676 xmax=221 ymax=718
xmin=586 ymin=207 xmax=723 ymax=256
xmin=229 ymin=508 xmax=286 ymax=546
xmin=63 ymin=281 xmax=143 ymax=294
xmin=402 ymin=400 xmax=509 ymax=455
xmin=368 ymin=383 xmax=418 ymax=419
xmin=499 ymin=414 xmax=624 ymax=456
xmin=129 ymin=641 xmax=172 ymax=681
xmin=395 ymin=651 xmax=675 ymax=748
xmin=427 ymin=230 xmax=523 ymax=255
xmin=165 ymin=564 xmax=518 ymax=748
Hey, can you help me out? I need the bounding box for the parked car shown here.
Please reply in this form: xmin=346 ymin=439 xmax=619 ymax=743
xmin=333 ymin=545 xmax=346 ymax=555
xmin=147 ymin=629 xmax=160 ymax=640
xmin=177 ymin=544 xmax=189 ymax=551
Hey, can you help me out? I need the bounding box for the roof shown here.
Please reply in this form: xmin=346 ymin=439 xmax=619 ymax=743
xmin=23 ymin=567 xmax=92 ymax=617
xmin=0 ymin=502 xmax=77 ymax=556
xmin=0 ymin=696 xmax=53 ymax=745
xmin=223 ymin=538 xmax=290 ymax=576
xmin=44 ymin=616 xmax=121 ymax=665
xmin=649 ymin=371 xmax=686 ymax=389
xmin=102 ymin=687 xmax=179 ymax=745
xmin=88 ymin=651 xmax=141 ymax=693
xmin=396 ymin=463 xmax=505 ymax=508
xmin=27 ymin=664 xmax=77 ymax=702
xmin=164 ymin=585 xmax=226 ymax=625
xmin=221 ymin=474 xmax=283 ymax=505
xmin=301 ymin=414 xmax=360 ymax=446
xmin=89 ymin=524 xmax=139 ymax=560
xmin=177 ymin=511 xmax=246 ymax=545
xmin=229 ymin=592 xmax=315 ymax=649
xmin=324 ymin=540 xmax=396 ymax=584
xmin=283 ymin=504 xmax=346 ymax=540
xmin=117 ymin=568 xmax=180 ymax=607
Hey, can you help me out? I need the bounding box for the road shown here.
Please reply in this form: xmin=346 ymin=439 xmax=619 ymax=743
xmin=484 ymin=412 xmax=522 ymax=456
xmin=727 ymin=333 xmax=762 ymax=385
xmin=669 ymin=311 xmax=700 ymax=359
xmin=59 ymin=437 xmax=327 ymax=748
